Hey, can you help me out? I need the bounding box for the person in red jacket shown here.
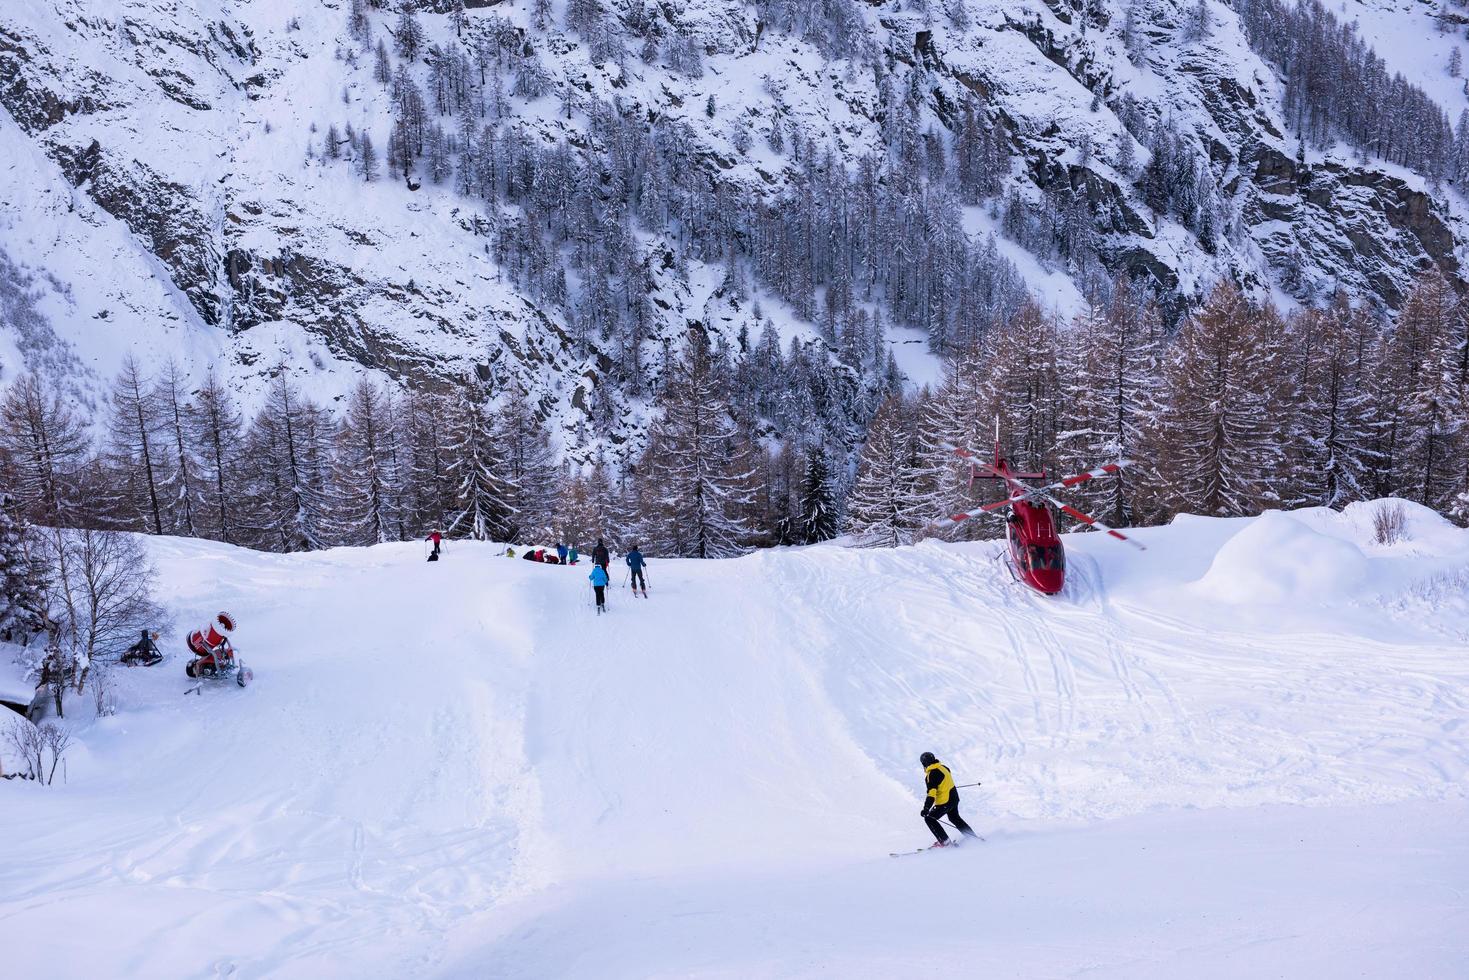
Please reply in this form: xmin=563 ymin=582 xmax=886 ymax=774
xmin=426 ymin=530 xmax=443 ymax=562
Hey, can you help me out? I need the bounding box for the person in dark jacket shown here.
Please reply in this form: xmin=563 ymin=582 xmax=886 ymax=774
xmin=557 ymin=542 xmax=569 ymax=564
xmin=592 ymin=538 xmax=610 ymax=571
xmin=919 ymin=751 xmax=978 ymax=846
xmin=625 ymin=545 xmax=648 ymax=597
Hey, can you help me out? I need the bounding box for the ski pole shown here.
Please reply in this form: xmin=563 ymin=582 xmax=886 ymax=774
xmin=953 ymin=782 xmax=983 ymax=789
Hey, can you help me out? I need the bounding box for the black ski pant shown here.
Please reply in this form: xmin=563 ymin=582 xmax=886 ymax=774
xmin=630 ymin=569 xmax=646 ymax=590
xmin=593 ymin=585 xmax=606 ymax=608
xmin=924 ymin=799 xmax=976 ymax=843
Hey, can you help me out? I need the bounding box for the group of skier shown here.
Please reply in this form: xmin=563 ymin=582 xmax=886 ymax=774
xmin=587 ymin=539 xmax=648 ymax=613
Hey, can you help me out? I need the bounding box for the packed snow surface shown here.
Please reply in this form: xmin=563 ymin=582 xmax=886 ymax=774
xmin=3 ymin=503 xmax=1469 ymax=977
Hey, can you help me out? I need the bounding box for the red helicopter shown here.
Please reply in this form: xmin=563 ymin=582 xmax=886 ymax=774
xmin=946 ymin=432 xmax=1143 ymax=595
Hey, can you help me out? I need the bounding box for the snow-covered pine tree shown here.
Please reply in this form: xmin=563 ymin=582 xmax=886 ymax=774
xmin=797 ymin=445 xmax=839 ymax=544
xmin=0 ymin=492 xmax=47 ymax=643
xmin=1057 ymin=277 xmax=1162 ymax=526
xmin=643 ymin=330 xmax=756 ymax=558
xmin=394 ymin=8 xmax=425 ymax=62
xmin=976 ymin=299 xmax=1064 ymax=475
xmin=1150 ymin=282 xmax=1289 ymax=516
xmin=186 ymin=370 xmax=245 ymax=544
xmin=916 ymin=344 xmax=989 ymax=540
xmin=106 ymin=357 xmax=168 ymax=535
xmin=847 ymin=395 xmax=932 ymax=547
xmin=446 ymin=387 xmax=516 ymax=542
xmin=332 ymin=380 xmax=402 ymax=546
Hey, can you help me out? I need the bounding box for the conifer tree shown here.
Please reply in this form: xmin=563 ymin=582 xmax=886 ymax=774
xmin=1150 ymin=282 xmax=1288 ymax=516
xmin=848 ymin=396 xmax=931 ymax=547
xmin=643 ymin=330 xmax=755 ymax=558
xmin=1058 ymin=278 xmax=1162 ymax=525
xmin=333 ymin=380 xmax=401 ymax=545
xmin=246 ymin=372 xmax=333 ymax=551
xmin=0 ymin=492 xmax=47 ymax=642
xmin=1286 ymin=298 xmax=1383 ymax=508
xmin=1379 ymin=271 xmax=1465 ymax=510
xmin=107 ymin=357 xmax=167 ymax=535
xmin=394 ymin=9 xmax=425 ymax=62
xmin=0 ymin=372 xmax=90 ymax=526
xmin=797 ymin=445 xmax=839 ymax=544
xmin=495 ymin=386 xmax=558 ymax=539
xmin=446 ymin=388 xmax=516 ymax=541
xmin=187 ymin=371 xmax=244 ymax=544
xmin=155 ymin=360 xmax=199 ymax=537
xmin=405 ymin=390 xmax=458 ymax=536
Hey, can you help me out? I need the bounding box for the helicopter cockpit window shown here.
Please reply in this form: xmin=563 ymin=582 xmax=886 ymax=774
xmin=1028 ymin=546 xmax=1064 ymax=570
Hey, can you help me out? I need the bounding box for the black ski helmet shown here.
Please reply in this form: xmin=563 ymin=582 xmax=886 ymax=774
xmin=920 ymin=751 xmax=937 ymax=767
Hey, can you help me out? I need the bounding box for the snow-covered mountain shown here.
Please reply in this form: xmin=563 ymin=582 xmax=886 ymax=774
xmin=2 ymin=501 xmax=1467 ymax=976
xmin=1 ymin=0 xmax=1466 ymax=447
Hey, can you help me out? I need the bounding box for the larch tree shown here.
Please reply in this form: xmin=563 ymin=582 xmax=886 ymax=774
xmin=0 ymin=373 xmax=90 ymax=526
xmin=155 ymin=360 xmax=199 ymax=537
xmin=1057 ymin=278 xmax=1162 ymax=526
xmin=246 ymin=372 xmax=333 ymax=551
xmin=186 ymin=371 xmax=245 ymax=544
xmin=333 ymin=380 xmax=402 ymax=546
xmin=1380 ymin=271 xmax=1465 ymax=510
xmin=1150 ymin=282 xmax=1289 ymax=516
xmin=1287 ymin=298 xmax=1383 ymax=508
xmin=495 ymin=385 xmax=559 ymax=540
xmin=107 ymin=357 xmax=167 ymax=535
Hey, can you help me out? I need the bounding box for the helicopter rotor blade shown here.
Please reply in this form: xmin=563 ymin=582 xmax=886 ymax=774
xmin=1040 ymin=492 xmax=1147 ymax=550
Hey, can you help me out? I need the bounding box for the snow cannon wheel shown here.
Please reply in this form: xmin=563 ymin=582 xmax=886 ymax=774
xmin=185 ymin=660 xmax=199 ymax=679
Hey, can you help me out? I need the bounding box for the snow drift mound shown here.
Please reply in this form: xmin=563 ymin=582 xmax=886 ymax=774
xmin=1194 ymin=510 xmax=1370 ymax=604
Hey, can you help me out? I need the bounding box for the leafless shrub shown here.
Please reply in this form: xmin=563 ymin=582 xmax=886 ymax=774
xmin=1373 ymin=502 xmax=1407 ymax=546
xmin=3 ymin=720 xmax=71 ymax=784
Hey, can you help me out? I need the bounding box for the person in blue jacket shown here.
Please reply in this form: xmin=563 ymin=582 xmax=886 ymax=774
xmin=557 ymin=542 xmax=569 ymax=564
xmin=589 ymin=562 xmax=609 ymax=613
xmin=625 ymin=544 xmax=648 ymax=597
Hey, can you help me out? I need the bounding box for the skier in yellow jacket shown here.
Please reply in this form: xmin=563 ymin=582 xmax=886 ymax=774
xmin=920 ymin=751 xmax=979 ymax=847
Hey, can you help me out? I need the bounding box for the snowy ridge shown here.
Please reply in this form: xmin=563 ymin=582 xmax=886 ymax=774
xmin=2 ymin=501 xmax=1467 ymax=976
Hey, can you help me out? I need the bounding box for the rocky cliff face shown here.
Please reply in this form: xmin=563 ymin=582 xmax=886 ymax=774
xmin=0 ymin=0 xmax=1464 ymax=446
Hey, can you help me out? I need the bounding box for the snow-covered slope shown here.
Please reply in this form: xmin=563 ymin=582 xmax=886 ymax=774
xmin=2 ymin=500 xmax=1468 ymax=977
xmin=2 ymin=0 xmax=1466 ymax=439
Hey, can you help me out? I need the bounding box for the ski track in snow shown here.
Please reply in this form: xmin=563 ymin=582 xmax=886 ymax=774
xmin=3 ymin=506 xmax=1469 ymax=977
